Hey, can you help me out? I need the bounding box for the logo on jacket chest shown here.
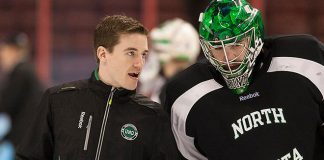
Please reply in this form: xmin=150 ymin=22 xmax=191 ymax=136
xmin=121 ymin=124 xmax=138 ymax=140
xmin=232 ymin=108 xmax=287 ymax=139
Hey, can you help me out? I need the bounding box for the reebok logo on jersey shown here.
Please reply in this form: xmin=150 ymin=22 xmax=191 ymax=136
xmin=239 ymin=92 xmax=260 ymax=101
xmin=78 ymin=112 xmax=86 ymax=129
xmin=232 ymin=108 xmax=286 ymax=139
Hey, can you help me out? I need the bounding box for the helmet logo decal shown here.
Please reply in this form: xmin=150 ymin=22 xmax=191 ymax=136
xmin=225 ymin=71 xmax=249 ymax=90
xmin=199 ymin=13 xmax=204 ymax=22
xmin=244 ymin=5 xmax=252 ymax=13
xmin=121 ymin=124 xmax=138 ymax=141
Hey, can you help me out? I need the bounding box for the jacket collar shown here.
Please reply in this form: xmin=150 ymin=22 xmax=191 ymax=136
xmin=89 ymin=69 xmax=136 ymax=99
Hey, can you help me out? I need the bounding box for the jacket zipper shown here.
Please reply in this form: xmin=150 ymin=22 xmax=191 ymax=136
xmin=83 ymin=115 xmax=93 ymax=151
xmin=95 ymin=87 xmax=116 ymax=160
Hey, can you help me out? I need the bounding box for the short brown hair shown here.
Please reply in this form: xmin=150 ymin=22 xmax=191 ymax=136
xmin=94 ymin=15 xmax=148 ymax=63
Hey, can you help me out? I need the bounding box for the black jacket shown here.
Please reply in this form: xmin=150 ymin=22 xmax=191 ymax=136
xmin=17 ymin=72 xmax=180 ymax=160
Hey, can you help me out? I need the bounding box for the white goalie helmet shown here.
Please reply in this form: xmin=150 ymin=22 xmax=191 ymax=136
xmin=140 ymin=18 xmax=200 ymax=83
xmin=150 ymin=18 xmax=201 ymax=64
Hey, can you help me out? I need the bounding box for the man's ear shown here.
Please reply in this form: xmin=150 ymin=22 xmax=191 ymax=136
xmin=97 ymin=46 xmax=108 ymax=62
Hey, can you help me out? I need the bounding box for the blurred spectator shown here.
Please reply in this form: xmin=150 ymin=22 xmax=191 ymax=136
xmin=0 ymin=32 xmax=43 ymax=147
xmin=139 ymin=18 xmax=201 ymax=103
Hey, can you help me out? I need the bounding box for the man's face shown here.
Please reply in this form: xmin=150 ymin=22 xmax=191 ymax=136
xmin=162 ymin=60 xmax=191 ymax=79
xmin=209 ymin=37 xmax=250 ymax=70
xmin=99 ymin=33 xmax=148 ymax=90
xmin=0 ymin=45 xmax=20 ymax=72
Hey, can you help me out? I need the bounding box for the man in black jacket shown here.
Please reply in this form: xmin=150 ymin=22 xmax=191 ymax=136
xmin=16 ymin=15 xmax=180 ymax=160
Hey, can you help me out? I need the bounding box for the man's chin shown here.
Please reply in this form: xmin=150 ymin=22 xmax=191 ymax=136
xmin=223 ymin=65 xmax=240 ymax=71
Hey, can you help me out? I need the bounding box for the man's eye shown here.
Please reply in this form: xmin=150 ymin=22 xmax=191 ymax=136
xmin=127 ymin=51 xmax=135 ymax=56
xmin=212 ymin=47 xmax=223 ymax=51
xmin=234 ymin=43 xmax=244 ymax=48
xmin=142 ymin=53 xmax=148 ymax=59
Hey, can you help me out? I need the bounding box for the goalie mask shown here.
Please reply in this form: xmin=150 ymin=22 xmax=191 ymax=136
xmin=199 ymin=0 xmax=264 ymax=94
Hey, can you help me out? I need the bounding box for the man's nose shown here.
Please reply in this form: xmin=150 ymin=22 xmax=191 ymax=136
xmin=223 ymin=47 xmax=239 ymax=61
xmin=133 ymin=56 xmax=145 ymax=68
